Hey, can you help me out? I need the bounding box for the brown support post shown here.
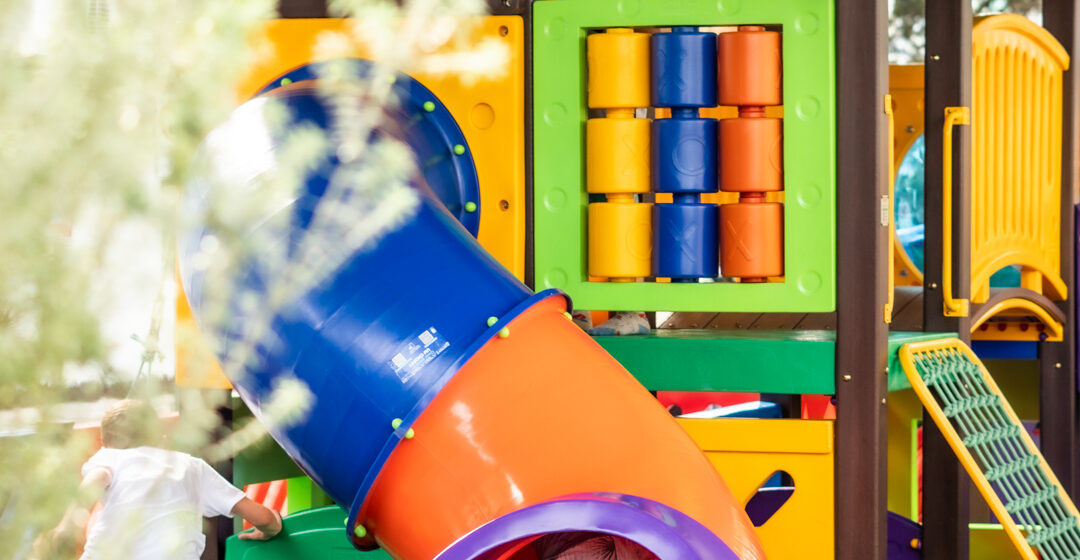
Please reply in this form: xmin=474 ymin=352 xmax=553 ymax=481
xmin=923 ymin=1 xmax=972 ymax=558
xmin=835 ymin=0 xmax=889 ymax=558
xmin=1041 ymin=0 xmax=1079 ymax=503
xmin=277 ymin=0 xmax=328 ymax=18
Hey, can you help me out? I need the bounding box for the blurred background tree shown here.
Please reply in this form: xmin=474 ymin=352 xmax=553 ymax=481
xmin=0 ymin=0 xmax=497 ymax=558
xmin=890 ymin=0 xmax=1042 ymax=63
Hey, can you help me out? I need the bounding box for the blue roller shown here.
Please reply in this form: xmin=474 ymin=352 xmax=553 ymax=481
xmin=654 ymin=198 xmax=719 ymax=279
xmin=652 ymin=117 xmax=718 ymax=194
xmin=651 ymin=27 xmax=719 ymax=279
xmin=179 ymin=80 xmax=534 ymax=512
xmin=651 ymin=27 xmax=717 ymax=108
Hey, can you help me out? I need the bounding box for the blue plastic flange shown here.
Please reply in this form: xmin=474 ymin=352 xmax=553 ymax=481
xmin=255 ymin=60 xmax=481 ymax=237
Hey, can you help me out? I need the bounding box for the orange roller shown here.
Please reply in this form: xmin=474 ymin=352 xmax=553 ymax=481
xmin=718 ymin=27 xmax=782 ymax=107
xmin=588 ymin=198 xmax=653 ymax=279
xmin=720 ymin=199 xmax=784 ymax=280
xmin=586 ymin=117 xmax=651 ymax=194
xmin=587 ymin=29 xmax=651 ymax=109
xmin=718 ymin=116 xmax=783 ymax=192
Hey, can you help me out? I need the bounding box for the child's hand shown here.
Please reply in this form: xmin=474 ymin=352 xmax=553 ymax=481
xmin=237 ymin=509 xmax=282 ymax=541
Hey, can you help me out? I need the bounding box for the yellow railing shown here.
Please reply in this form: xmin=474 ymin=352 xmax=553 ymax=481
xmin=942 ymin=106 xmax=971 ymax=317
xmin=885 ymin=94 xmax=895 ymax=324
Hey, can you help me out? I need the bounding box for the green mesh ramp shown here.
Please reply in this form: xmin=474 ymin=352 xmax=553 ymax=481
xmin=902 ymin=340 xmax=1080 ymax=560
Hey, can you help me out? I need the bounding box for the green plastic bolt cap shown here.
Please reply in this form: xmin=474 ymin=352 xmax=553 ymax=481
xmin=562 ymin=311 xmax=573 ymax=320
xmin=498 ymin=327 xmax=510 ymax=338
xmin=404 ymin=428 xmax=415 ymax=439
xmin=486 ymin=316 xmax=498 ymax=327
xmin=453 ymin=144 xmax=466 ymax=156
xmin=465 ymin=201 xmax=477 ymax=213
xmin=354 ymin=524 xmax=367 ymax=538
xmin=423 ymin=101 xmax=435 ymax=112
xmin=280 ymin=78 xmax=293 ymax=86
xmin=391 ymin=418 xmax=403 ymax=429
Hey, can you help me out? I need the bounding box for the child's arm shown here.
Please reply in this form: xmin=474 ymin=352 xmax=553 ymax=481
xmin=33 ymin=467 xmax=111 ymax=557
xmin=232 ymin=497 xmax=282 ymax=541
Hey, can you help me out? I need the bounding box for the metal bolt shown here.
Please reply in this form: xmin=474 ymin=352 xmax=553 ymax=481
xmin=882 ymin=398 xmax=887 ymax=404
xmin=906 ymin=125 xmax=915 ymax=133
xmin=930 ymin=55 xmax=941 ymax=61
xmin=1056 ymin=362 xmax=1062 ymax=369
xmin=929 ymin=282 xmax=938 ymax=289
xmin=843 ymin=374 xmax=852 ymax=382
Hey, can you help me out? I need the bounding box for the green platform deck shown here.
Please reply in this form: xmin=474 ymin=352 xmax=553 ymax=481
xmin=594 ymin=330 xmax=951 ymax=394
xmin=227 ymin=506 xmax=390 ymax=559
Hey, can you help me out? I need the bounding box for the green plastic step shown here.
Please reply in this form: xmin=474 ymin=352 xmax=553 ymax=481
xmin=594 ymin=330 xmax=948 ymax=394
xmin=226 ymin=506 xmax=390 ymax=560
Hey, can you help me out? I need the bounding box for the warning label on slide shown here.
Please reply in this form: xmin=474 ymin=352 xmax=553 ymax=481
xmin=388 ymin=327 xmax=450 ymax=383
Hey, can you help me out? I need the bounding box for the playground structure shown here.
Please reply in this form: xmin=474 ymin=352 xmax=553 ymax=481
xmin=161 ymin=1 xmax=1080 ymax=559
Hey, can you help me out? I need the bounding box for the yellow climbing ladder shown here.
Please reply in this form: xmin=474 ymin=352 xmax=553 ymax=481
xmin=899 ymin=338 xmax=1080 ymax=560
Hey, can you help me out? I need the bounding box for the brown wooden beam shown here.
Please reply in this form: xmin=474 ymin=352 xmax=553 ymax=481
xmin=1041 ymin=0 xmax=1080 ymax=503
xmin=922 ymin=1 xmax=972 ymax=558
xmin=834 ymin=0 xmax=889 ymax=557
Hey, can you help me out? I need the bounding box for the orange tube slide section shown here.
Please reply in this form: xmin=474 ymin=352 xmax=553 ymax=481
xmin=355 ymin=295 xmax=765 ymax=560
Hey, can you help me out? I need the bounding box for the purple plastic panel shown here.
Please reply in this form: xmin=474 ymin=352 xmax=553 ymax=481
xmin=886 ymin=512 xmax=922 ymax=560
xmin=434 ymin=493 xmax=742 ymax=560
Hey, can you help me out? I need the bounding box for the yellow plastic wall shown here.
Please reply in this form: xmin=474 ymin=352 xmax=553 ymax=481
xmin=970 ymin=15 xmax=1069 ymax=303
xmin=679 ymin=418 xmax=835 ymax=560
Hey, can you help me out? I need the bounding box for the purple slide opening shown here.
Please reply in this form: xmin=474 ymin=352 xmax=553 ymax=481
xmin=433 ymin=493 xmax=742 ymax=560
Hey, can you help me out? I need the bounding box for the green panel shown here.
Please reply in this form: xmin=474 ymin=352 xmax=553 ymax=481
xmin=232 ymin=398 xmax=304 ymax=487
xmin=286 ymin=476 xmax=332 ymax=514
xmin=533 ymin=0 xmax=836 ymax=312
xmin=886 ymin=332 xmax=959 ymax=391
xmin=597 ymin=330 xmax=950 ymax=394
xmin=227 ymin=506 xmax=391 ymax=560
xmin=597 ymin=329 xmax=834 ymax=393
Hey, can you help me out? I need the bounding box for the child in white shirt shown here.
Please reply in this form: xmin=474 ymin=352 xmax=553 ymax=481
xmin=38 ymin=399 xmax=282 ymax=559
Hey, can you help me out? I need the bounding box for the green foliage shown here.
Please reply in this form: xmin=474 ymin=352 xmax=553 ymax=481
xmin=0 ymin=1 xmax=497 ymax=557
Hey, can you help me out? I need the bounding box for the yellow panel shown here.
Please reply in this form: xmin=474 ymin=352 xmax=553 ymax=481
xmin=679 ymin=418 xmax=835 ymax=560
xmin=178 ymin=17 xmax=524 ymax=389
xmin=239 ymin=18 xmax=524 ymax=279
xmin=971 ymin=524 xmax=1026 ymax=560
xmin=886 ymin=389 xmax=923 ymax=520
xmin=971 ymin=15 xmax=1069 ymax=303
xmin=889 ymin=64 xmax=926 ymax=171
xmin=888 ymin=64 xmax=925 ymax=287
xmin=175 ymin=274 xmax=231 ymax=389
